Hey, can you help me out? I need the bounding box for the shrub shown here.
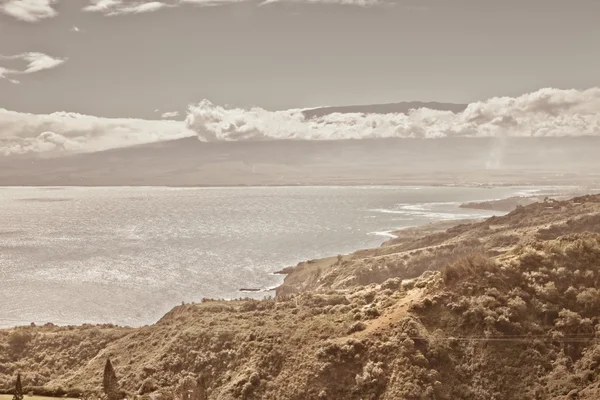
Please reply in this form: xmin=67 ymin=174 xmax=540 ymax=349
xmin=8 ymin=331 xmax=33 ymax=355
xmin=381 ymin=277 xmax=402 ymax=291
xmin=441 ymin=254 xmax=497 ymax=285
xmin=347 ymin=322 xmax=366 ymax=334
xmin=139 ymin=378 xmax=158 ymax=395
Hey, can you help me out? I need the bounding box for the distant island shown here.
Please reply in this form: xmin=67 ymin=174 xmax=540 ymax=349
xmin=1 ymin=136 xmax=600 ymax=187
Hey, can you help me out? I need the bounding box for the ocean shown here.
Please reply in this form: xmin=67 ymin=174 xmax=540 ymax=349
xmin=0 ymin=185 xmax=539 ymax=327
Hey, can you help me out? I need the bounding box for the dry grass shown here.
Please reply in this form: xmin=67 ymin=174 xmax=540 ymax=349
xmin=0 ymin=396 xmax=78 ymax=400
xmin=3 ymin=195 xmax=600 ymax=399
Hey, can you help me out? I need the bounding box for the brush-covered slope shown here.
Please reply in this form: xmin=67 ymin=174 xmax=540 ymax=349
xmin=2 ymin=196 xmax=600 ymax=400
xmin=277 ymin=194 xmax=600 ymax=294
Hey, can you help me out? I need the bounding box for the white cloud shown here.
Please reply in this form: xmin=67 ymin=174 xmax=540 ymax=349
xmin=185 ymin=88 xmax=600 ymax=141
xmin=183 ymin=0 xmax=384 ymax=7
xmin=0 ymin=52 xmax=66 ymax=83
xmin=0 ymin=66 xmax=11 ymax=80
xmin=0 ymin=0 xmax=58 ymax=22
xmin=259 ymin=0 xmax=381 ymax=6
xmin=82 ymin=0 xmax=385 ymax=15
xmin=0 ymin=108 xmax=194 ymax=155
xmin=161 ymin=111 xmax=179 ymax=119
xmin=4 ymin=87 xmax=599 ymax=156
xmin=179 ymin=0 xmax=245 ymax=5
xmin=83 ymin=0 xmax=174 ymax=15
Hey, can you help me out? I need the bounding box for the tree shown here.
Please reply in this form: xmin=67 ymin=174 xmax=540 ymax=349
xmin=103 ymin=358 xmax=120 ymax=400
xmin=8 ymin=331 xmax=32 ymax=355
xmin=12 ymin=373 xmax=24 ymax=400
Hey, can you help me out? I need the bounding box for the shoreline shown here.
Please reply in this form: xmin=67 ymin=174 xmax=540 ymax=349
xmin=1 ymin=186 xmax=588 ymax=328
xmin=3 ymin=193 xmax=600 ymax=398
xmin=272 ymin=217 xmax=479 ymax=296
xmin=272 ymin=187 xmax=591 ymax=295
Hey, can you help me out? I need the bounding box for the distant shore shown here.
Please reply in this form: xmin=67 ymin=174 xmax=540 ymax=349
xmin=0 ymin=182 xmax=595 ymax=188
xmin=458 ymin=189 xmax=591 ymax=212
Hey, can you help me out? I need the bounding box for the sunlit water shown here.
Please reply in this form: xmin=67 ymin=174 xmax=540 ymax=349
xmin=0 ymin=185 xmax=542 ymax=327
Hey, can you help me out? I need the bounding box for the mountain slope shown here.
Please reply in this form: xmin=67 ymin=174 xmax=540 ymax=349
xmin=2 ymin=195 xmax=600 ymax=399
xmin=1 ymin=137 xmax=600 ymax=186
xmin=301 ymin=101 xmax=467 ymax=119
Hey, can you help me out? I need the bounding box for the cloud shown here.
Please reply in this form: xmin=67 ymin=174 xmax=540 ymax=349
xmin=161 ymin=111 xmax=179 ymax=119
xmin=259 ymin=0 xmax=381 ymax=6
xmin=0 ymin=0 xmax=58 ymax=22
xmin=185 ymin=88 xmax=600 ymax=141
xmin=0 ymin=52 xmax=66 ymax=83
xmin=83 ymin=0 xmax=174 ymax=16
xmin=179 ymin=0 xmax=245 ymax=5
xmin=0 ymin=66 xmax=14 ymax=81
xmin=4 ymin=87 xmax=599 ymax=156
xmin=0 ymin=108 xmax=194 ymax=155
xmin=82 ymin=0 xmax=385 ymax=15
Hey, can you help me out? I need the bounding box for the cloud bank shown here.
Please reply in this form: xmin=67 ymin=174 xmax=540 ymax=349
xmin=186 ymin=88 xmax=600 ymax=141
xmin=2 ymin=88 xmax=599 ymax=156
xmin=0 ymin=0 xmax=57 ymax=22
xmin=0 ymin=109 xmax=193 ymax=155
xmin=0 ymin=52 xmax=66 ymax=83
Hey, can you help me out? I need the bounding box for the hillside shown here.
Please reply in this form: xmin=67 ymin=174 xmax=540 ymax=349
xmin=2 ymin=195 xmax=600 ymax=399
xmin=277 ymin=194 xmax=600 ymax=294
xmin=1 ymin=137 xmax=600 ymax=186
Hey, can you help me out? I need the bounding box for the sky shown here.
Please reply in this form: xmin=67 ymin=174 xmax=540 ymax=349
xmin=1 ymin=0 xmax=600 ymax=155
xmin=2 ymin=0 xmax=600 ymax=117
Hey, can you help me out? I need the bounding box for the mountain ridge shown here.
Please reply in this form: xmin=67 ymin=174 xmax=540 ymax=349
xmin=301 ymin=101 xmax=468 ymax=119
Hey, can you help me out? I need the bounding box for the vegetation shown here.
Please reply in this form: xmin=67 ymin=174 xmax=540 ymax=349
xmin=2 ymin=194 xmax=600 ymax=399
xmin=12 ymin=374 xmax=22 ymax=400
xmin=103 ymin=359 xmax=120 ymax=400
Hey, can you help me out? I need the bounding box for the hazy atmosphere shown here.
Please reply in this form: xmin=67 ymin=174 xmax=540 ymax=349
xmin=3 ymin=1 xmax=600 ymax=400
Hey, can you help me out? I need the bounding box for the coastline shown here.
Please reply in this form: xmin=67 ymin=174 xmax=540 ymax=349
xmin=273 ymin=187 xmax=591 ymax=295
xmin=0 ymin=185 xmax=589 ymax=327
xmin=273 ymin=217 xmax=479 ymax=296
xmin=3 ymin=193 xmax=600 ymax=398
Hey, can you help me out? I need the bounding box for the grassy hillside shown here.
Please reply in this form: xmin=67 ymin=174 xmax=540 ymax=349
xmin=2 ymin=195 xmax=600 ymax=399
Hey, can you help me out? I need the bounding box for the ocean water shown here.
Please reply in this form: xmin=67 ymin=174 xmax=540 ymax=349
xmin=0 ymin=185 xmax=538 ymax=327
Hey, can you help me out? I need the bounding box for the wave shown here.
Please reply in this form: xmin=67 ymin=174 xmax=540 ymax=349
xmin=369 ymin=208 xmax=482 ymax=220
xmin=368 ymin=231 xmax=399 ymax=239
xmin=239 ymin=286 xmax=278 ymax=293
